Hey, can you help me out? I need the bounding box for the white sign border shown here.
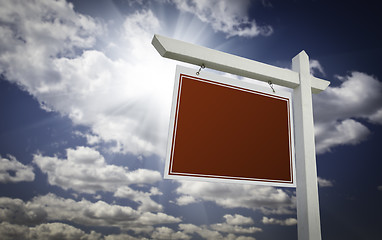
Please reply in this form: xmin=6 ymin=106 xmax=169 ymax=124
xmin=164 ymin=65 xmax=296 ymax=188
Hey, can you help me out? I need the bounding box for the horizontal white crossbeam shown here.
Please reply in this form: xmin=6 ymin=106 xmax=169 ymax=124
xmin=152 ymin=34 xmax=329 ymax=94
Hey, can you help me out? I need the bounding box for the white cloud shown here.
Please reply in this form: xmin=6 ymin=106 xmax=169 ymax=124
xmin=175 ymin=195 xmax=198 ymax=206
xmin=1 ymin=222 xmax=85 ymax=240
xmin=74 ymin=131 xmax=102 ymax=145
xmin=315 ymin=119 xmax=370 ymax=154
xmin=0 ymin=221 xmax=172 ymax=240
xmin=369 ymin=108 xmax=382 ymax=125
xmin=210 ymin=214 xmax=261 ymax=235
xmin=317 ymin=177 xmax=334 ymax=187
xmin=33 ymin=146 xmax=161 ymax=194
xmin=310 ymin=59 xmax=325 ymax=76
xmin=210 ymin=223 xmax=262 ymax=234
xmin=0 ymin=222 xmax=29 ymax=240
xmin=29 ymin=194 xmax=140 ymax=228
xmin=261 ymin=216 xmax=297 ymax=226
xmin=235 ymin=237 xmax=258 ymax=240
xmin=175 ymin=181 xmax=295 ymax=215
xmin=179 ymin=224 xmax=224 ymax=240
xmin=0 ymin=197 xmax=46 ymax=225
xmin=172 ymin=0 xmax=272 ymax=38
xmin=0 ymin=183 xmax=269 ymax=239
xmin=315 ymin=72 xmax=382 ymax=123
xmin=114 ymin=186 xmax=163 ymax=212
xmin=0 ymin=155 xmax=35 ymax=183
xmin=314 ymin=72 xmax=382 ymax=153
xmin=0 ymin=0 xmax=99 ymax=86
xmin=151 ymin=226 xmax=191 ymax=240
xmin=0 ymin=194 xmax=180 ymax=234
xmin=223 ymin=214 xmax=254 ymax=225
xmin=33 ymin=146 xmax=163 ymax=212
xmin=49 ymin=43 xmax=173 ymax=157
xmin=29 ymin=222 xmax=103 ymax=240
xmin=179 ymin=222 xmax=258 ymax=240
xmin=0 ymin=221 xmax=160 ymax=240
xmin=138 ymin=212 xmax=181 ymax=227
xmin=0 ymin=0 xmax=175 ymax=158
xmin=104 ymin=233 xmax=143 ymax=240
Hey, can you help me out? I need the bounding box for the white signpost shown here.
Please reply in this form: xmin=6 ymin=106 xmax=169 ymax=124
xmin=152 ymin=34 xmax=329 ymax=240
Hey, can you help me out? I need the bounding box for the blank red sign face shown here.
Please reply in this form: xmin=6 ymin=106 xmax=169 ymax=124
xmin=165 ymin=66 xmax=295 ymax=187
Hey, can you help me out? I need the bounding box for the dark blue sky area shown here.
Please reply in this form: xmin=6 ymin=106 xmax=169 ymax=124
xmin=231 ymin=1 xmax=382 ymax=80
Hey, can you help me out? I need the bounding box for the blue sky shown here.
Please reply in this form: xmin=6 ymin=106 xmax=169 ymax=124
xmin=0 ymin=0 xmax=381 ymax=239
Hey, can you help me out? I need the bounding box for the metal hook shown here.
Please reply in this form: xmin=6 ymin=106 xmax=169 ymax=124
xmin=196 ymin=64 xmax=205 ymax=75
xmin=268 ymin=81 xmax=275 ymax=93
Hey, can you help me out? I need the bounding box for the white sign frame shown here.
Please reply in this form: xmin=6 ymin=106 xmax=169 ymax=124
xmin=164 ymin=65 xmax=296 ymax=188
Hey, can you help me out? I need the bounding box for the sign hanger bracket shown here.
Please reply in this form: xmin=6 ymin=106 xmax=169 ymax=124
xmin=152 ymin=34 xmax=329 ymax=93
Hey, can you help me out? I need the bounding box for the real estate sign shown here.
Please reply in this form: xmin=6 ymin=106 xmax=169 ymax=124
xmin=164 ymin=65 xmax=296 ymax=187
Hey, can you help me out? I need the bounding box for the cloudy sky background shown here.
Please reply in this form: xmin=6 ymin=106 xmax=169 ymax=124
xmin=0 ymin=0 xmax=381 ymax=239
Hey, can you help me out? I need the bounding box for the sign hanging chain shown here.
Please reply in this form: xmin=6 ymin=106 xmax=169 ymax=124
xmin=268 ymin=81 xmax=275 ymax=93
xmin=196 ymin=64 xmax=205 ymax=75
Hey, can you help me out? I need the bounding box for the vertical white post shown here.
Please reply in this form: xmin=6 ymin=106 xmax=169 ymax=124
xmin=292 ymin=51 xmax=322 ymax=240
